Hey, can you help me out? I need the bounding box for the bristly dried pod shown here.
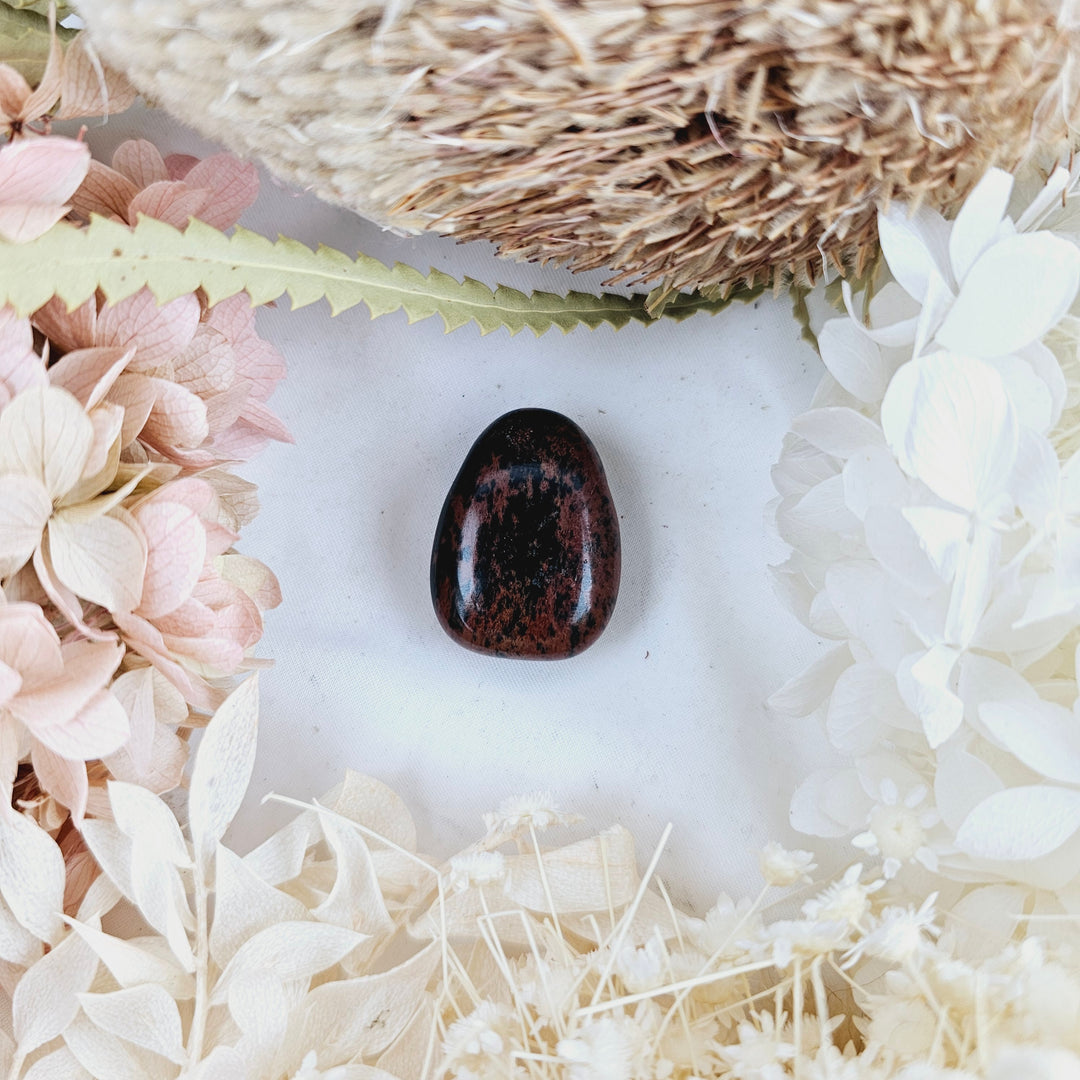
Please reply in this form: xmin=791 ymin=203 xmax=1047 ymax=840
xmin=75 ymin=0 xmax=1078 ymax=295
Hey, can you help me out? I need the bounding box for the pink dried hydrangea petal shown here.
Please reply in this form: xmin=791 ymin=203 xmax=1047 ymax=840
xmin=128 ymin=181 xmax=212 ymax=230
xmin=160 ymin=631 xmax=244 ymax=673
xmin=202 ymin=520 xmax=238 ymax=561
xmin=238 ymin=398 xmax=292 ymax=443
xmin=0 ymin=661 xmax=21 ymax=710
xmin=30 ymin=686 xmax=130 ymax=762
xmin=163 ymin=154 xmax=200 ymax=181
xmin=149 ymin=444 xmax=219 ymax=470
xmin=69 ymin=159 xmax=140 ymax=221
xmin=154 ymin=596 xmax=215 ymax=638
xmin=32 ymin=296 xmax=98 ymax=355
xmin=206 ymin=423 xmax=273 ymax=464
xmin=47 ymin=346 xmax=134 ymax=409
xmin=0 ymin=203 xmax=71 ymax=244
xmin=113 ymin=609 xmax=219 ymax=711
xmin=203 ymin=382 xmax=250 ymax=437
xmin=19 ymin=31 xmax=64 ymax=120
xmin=0 ymin=602 xmax=62 ymax=686
xmin=0 ymin=65 xmax=32 ymax=120
xmin=144 ymin=476 xmax=217 ymax=518
xmin=0 ymin=306 xmax=36 ymax=356
xmin=0 ymin=137 xmax=90 ymax=205
xmin=180 ymin=153 xmax=259 ymax=229
xmin=216 ymin=554 xmax=281 ymax=612
xmin=6 ymin=639 xmax=124 ymax=731
xmin=111 ymin=139 xmax=170 ymax=189
xmin=172 ymin=328 xmax=235 ymax=396
xmin=214 ymin=590 xmax=262 ymax=651
xmin=55 ymin=35 xmax=138 ymax=121
xmin=107 ymin=373 xmax=157 ymax=448
xmin=140 ymin=376 xmax=210 ymax=451
xmin=96 ymin=289 xmax=201 ymax=371
xmin=134 ymin=501 xmax=207 ymax=620
xmin=0 ymin=137 xmax=91 ymax=242
xmin=207 ymin=295 xmax=287 ymax=400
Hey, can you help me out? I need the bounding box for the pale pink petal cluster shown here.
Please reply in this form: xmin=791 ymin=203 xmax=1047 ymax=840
xmin=72 ymin=138 xmax=259 ymax=231
xmin=0 ymin=127 xmax=284 ymax=839
xmin=0 ymin=602 xmax=128 ymax=823
xmin=116 ymin=477 xmax=278 ymax=709
xmin=33 ymin=284 xmax=290 ymax=469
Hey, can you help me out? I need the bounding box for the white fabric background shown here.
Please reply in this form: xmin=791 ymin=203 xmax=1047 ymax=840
xmin=77 ymin=107 xmax=838 ymax=913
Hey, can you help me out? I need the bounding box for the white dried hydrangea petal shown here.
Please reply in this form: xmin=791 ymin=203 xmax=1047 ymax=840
xmin=979 ymin=700 xmax=1080 ymax=785
xmin=948 ymin=167 xmax=1014 ymax=285
xmin=877 ymin=203 xmax=953 ymax=302
xmin=882 ymin=353 xmax=1018 ymax=513
xmin=956 ymin=785 xmax=1080 ymax=861
xmin=937 ymin=233 xmax=1080 ymax=357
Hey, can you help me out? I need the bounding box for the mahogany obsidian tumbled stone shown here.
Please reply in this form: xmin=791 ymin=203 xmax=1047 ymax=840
xmin=431 ymin=408 xmax=620 ymax=659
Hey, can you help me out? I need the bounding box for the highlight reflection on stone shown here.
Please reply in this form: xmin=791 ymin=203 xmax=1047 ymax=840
xmin=431 ymin=408 xmax=620 ymax=659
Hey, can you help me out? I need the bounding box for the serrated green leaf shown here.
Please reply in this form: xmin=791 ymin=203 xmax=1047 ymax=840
xmin=0 ymin=214 xmax=759 ymax=334
xmin=0 ymin=3 xmax=74 ymax=84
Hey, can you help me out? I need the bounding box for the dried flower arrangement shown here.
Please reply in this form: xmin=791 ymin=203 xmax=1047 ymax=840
xmin=2 ymin=8 xmax=1080 ymax=1080
xmin=71 ymin=0 xmax=1080 ymax=304
xmin=0 ymin=30 xmax=287 ymax=900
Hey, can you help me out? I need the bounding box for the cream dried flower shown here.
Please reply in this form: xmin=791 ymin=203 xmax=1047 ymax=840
xmin=760 ymin=841 xmax=817 ymax=887
xmin=557 ymin=1015 xmax=646 ymax=1080
xmin=714 ymin=1011 xmax=796 ymax=1080
xmin=448 ymin=849 xmax=506 ymax=893
xmin=801 ymin=864 xmax=883 ymax=928
xmin=482 ymin=791 xmax=581 ymax=840
xmin=755 ymin=918 xmax=853 ymax=971
xmin=687 ymin=894 xmax=763 ymax=959
xmin=843 ymin=894 xmax=941 ymax=967
xmin=442 ymin=1002 xmax=518 ymax=1080
xmin=851 ymin=781 xmax=943 ymax=879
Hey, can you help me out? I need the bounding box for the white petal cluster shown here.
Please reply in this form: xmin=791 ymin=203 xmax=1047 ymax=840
xmin=0 ymin=674 xmax=1077 ymax=1078
xmin=773 ymin=161 xmax=1080 ymax=894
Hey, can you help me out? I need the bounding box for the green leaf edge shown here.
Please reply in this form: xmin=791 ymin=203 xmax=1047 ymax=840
xmin=0 ymin=3 xmax=76 ymax=84
xmin=0 ymin=214 xmax=762 ymax=335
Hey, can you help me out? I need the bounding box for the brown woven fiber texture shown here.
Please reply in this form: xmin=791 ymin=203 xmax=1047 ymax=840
xmin=78 ymin=0 xmax=1078 ymax=295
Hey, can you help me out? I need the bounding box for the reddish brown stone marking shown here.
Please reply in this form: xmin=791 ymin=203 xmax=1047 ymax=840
xmin=431 ymin=408 xmax=621 ymax=659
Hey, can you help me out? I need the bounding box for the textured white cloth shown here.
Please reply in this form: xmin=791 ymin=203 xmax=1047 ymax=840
xmin=80 ymin=107 xmax=837 ymax=911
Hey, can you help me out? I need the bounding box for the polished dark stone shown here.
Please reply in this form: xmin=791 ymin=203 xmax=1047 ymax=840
xmin=431 ymin=408 xmax=620 ymax=659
